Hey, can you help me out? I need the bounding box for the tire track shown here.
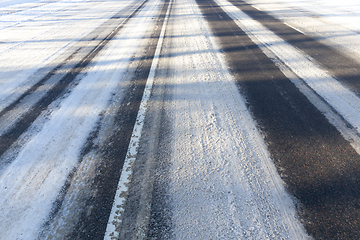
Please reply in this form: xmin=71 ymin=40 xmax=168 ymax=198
xmin=0 ymin=0 xmax=148 ymax=160
xmin=32 ymin=0 xmax=172 ymax=238
xmin=229 ymin=0 xmax=360 ymax=97
xmin=0 ymin=0 xmax=166 ymax=238
xmin=103 ymin=0 xmax=172 ymax=238
xmin=196 ymin=0 xmax=360 ymax=238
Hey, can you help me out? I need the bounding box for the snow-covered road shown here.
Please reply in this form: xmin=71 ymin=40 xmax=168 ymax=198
xmin=1 ymin=0 xmax=360 ymax=239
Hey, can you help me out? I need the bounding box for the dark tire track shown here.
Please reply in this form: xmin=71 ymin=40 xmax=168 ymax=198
xmin=229 ymin=0 xmax=360 ymax=97
xmin=40 ymin=0 xmax=173 ymax=239
xmin=0 ymin=0 xmax=148 ymax=159
xmin=117 ymin=5 xmax=174 ymax=236
xmin=196 ymin=0 xmax=360 ymax=239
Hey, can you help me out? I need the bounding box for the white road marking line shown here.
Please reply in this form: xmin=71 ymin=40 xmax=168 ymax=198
xmin=284 ymin=22 xmax=306 ymax=35
xmin=103 ymin=0 xmax=171 ymax=239
xmin=252 ymin=5 xmax=261 ymax=11
xmin=252 ymin=5 xmax=306 ymax=35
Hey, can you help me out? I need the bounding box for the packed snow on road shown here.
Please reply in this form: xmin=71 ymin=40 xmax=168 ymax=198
xmin=1 ymin=0 xmax=360 ymax=239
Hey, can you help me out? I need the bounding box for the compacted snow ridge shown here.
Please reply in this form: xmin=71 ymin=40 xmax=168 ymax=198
xmin=0 ymin=0 xmax=161 ymax=238
xmin=161 ymin=0 xmax=309 ymax=238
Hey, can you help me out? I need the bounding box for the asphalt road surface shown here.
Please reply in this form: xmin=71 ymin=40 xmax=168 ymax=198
xmin=1 ymin=0 xmax=360 ymax=239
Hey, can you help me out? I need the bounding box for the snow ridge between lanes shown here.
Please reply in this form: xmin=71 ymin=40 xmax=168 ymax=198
xmin=165 ymin=0 xmax=309 ymax=238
